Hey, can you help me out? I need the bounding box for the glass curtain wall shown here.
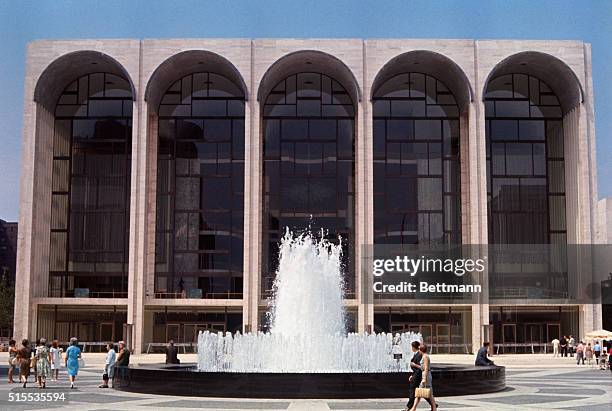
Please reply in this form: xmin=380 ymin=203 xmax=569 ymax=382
xmin=154 ymin=72 xmax=245 ymax=299
xmin=262 ymin=73 xmax=356 ymax=296
xmin=485 ymin=74 xmax=566 ymax=244
xmin=49 ymin=73 xmax=133 ymax=297
xmin=372 ymin=73 xmax=461 ymax=245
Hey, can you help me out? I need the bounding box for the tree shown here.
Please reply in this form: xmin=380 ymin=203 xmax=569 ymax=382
xmin=0 ymin=271 xmax=14 ymax=335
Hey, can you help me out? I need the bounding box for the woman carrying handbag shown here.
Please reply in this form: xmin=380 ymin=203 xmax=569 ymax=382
xmin=410 ymin=344 xmax=437 ymax=411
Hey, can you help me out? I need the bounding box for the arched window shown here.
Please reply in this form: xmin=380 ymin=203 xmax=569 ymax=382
xmin=49 ymin=73 xmax=133 ymax=297
xmin=262 ymin=72 xmax=355 ymax=294
xmin=485 ymin=74 xmax=566 ymax=244
xmin=155 ymin=72 xmax=245 ymax=298
xmin=372 ymin=73 xmax=461 ymax=245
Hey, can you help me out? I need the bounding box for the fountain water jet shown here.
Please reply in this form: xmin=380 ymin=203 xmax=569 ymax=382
xmin=197 ymin=229 xmax=421 ymax=372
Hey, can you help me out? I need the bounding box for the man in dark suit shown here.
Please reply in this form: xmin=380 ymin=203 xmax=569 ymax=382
xmin=165 ymin=340 xmax=180 ymax=364
xmin=475 ymin=342 xmax=494 ymax=366
xmin=405 ymin=341 xmax=435 ymax=410
xmin=560 ymin=336 xmax=568 ymax=357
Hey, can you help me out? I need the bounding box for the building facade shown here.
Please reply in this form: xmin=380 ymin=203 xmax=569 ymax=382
xmin=14 ymin=39 xmax=601 ymax=353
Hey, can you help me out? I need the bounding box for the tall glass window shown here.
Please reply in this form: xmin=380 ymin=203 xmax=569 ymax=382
xmin=485 ymin=74 xmax=566 ymax=244
xmin=262 ymin=73 xmax=355 ymax=295
xmin=49 ymin=73 xmax=133 ymax=297
xmin=155 ymin=73 xmax=245 ymax=298
xmin=372 ymin=73 xmax=461 ymax=245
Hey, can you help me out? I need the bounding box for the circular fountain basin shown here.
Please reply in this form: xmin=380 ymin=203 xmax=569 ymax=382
xmin=114 ymin=363 xmax=505 ymax=398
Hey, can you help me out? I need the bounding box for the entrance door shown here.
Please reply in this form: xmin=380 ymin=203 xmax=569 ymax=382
xmin=436 ymin=324 xmax=450 ymax=353
xmin=55 ymin=322 xmax=70 ymax=342
xmin=100 ymin=322 xmax=114 ymax=342
xmin=546 ymin=323 xmax=560 ymax=342
xmin=166 ymin=324 xmax=181 ymax=342
xmin=502 ymin=324 xmax=516 ymax=353
xmin=78 ymin=322 xmax=95 ymax=342
xmin=525 ymin=323 xmax=542 ymax=343
xmin=419 ymin=324 xmax=433 ymax=345
xmin=389 ymin=323 xmax=433 ymax=345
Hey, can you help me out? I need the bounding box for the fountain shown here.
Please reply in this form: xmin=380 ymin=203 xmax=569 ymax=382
xmin=117 ymin=229 xmax=505 ymax=398
xmin=197 ymin=229 xmax=421 ymax=373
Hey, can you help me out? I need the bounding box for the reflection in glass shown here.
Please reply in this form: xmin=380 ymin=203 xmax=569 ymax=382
xmin=49 ymin=73 xmax=133 ymax=297
xmin=372 ymin=73 xmax=461 ymax=245
xmin=485 ymin=74 xmax=566 ymax=244
xmin=155 ymin=73 xmax=245 ymax=298
xmin=262 ymin=73 xmax=355 ymax=295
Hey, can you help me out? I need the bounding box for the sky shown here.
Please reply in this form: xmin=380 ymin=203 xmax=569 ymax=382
xmin=0 ymin=0 xmax=610 ymax=221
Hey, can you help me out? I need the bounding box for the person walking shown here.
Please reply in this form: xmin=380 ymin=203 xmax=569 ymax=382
xmin=114 ymin=340 xmax=130 ymax=387
xmin=99 ymin=343 xmax=116 ymax=388
xmin=475 ymin=342 xmax=495 ymax=366
xmin=65 ymin=338 xmax=82 ymax=389
xmin=404 ymin=341 xmax=435 ymax=410
xmin=16 ymin=339 xmax=32 ymax=388
xmin=409 ymin=344 xmax=437 ymax=411
xmin=593 ymin=340 xmax=602 ymax=365
xmin=585 ymin=343 xmax=594 ymax=366
xmin=31 ymin=339 xmax=38 ymax=381
xmin=49 ymin=340 xmax=62 ymax=381
xmin=560 ymin=336 xmax=568 ymax=357
xmin=7 ymin=339 xmax=17 ymax=383
xmin=35 ymin=338 xmax=52 ymax=388
xmin=165 ymin=340 xmax=180 ymax=364
xmin=552 ymin=337 xmax=560 ymax=357
xmin=568 ymin=335 xmax=575 ymax=357
xmin=576 ymin=341 xmax=585 ymax=365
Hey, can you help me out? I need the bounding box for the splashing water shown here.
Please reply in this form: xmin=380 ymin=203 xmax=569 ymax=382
xmin=269 ymin=229 xmax=346 ymax=338
xmin=197 ymin=229 xmax=421 ymax=372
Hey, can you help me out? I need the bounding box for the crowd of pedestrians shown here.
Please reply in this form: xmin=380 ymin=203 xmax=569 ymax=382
xmin=550 ymin=334 xmax=611 ymax=371
xmin=6 ymin=337 xmax=132 ymax=389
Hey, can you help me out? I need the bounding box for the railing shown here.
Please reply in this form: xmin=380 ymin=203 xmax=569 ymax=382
xmin=48 ymin=290 xmax=128 ymax=298
xmin=52 ymin=341 xmax=111 ymax=352
xmin=495 ymin=342 xmax=549 ymax=354
xmin=146 ymin=342 xmax=197 ymax=354
xmin=430 ymin=343 xmax=471 ymax=354
xmin=261 ymin=290 xmax=357 ymax=299
xmin=153 ymin=292 xmax=243 ymax=299
xmin=490 ymin=287 xmax=568 ymax=299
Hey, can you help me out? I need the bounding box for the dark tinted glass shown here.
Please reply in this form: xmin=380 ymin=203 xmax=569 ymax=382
xmin=49 ymin=73 xmax=133 ymax=297
xmin=373 ymin=73 xmax=461 ymax=246
xmin=262 ymin=73 xmax=355 ymax=296
xmin=485 ymin=74 xmax=566 ymax=244
xmin=155 ymin=73 xmax=245 ymax=298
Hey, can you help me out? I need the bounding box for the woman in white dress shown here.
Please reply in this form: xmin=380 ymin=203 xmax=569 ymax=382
xmin=49 ymin=340 xmax=63 ymax=381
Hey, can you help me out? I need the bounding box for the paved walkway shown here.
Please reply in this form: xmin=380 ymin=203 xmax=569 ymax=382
xmin=0 ymin=355 xmax=610 ymax=410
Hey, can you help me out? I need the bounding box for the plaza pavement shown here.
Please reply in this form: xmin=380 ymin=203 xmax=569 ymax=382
xmin=0 ymin=353 xmax=610 ymax=410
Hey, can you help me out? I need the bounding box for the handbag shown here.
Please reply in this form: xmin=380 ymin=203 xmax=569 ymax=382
xmin=415 ymin=386 xmax=431 ymax=399
xmin=78 ymin=358 xmax=85 ymax=368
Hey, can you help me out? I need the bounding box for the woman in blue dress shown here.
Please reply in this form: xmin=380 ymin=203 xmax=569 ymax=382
xmin=65 ymin=338 xmax=82 ymax=389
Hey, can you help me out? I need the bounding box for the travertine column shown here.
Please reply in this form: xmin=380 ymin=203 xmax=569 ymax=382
xmin=245 ymin=44 xmax=262 ymax=330
xmin=470 ymin=42 xmax=490 ymax=351
xmin=14 ymin=101 xmax=54 ymax=340
xmin=356 ymin=90 xmax=371 ymax=333
xmin=127 ymin=89 xmax=148 ymax=353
